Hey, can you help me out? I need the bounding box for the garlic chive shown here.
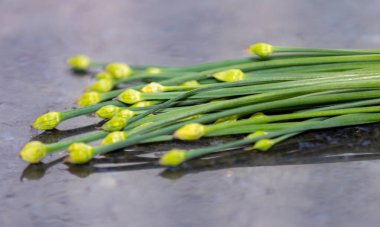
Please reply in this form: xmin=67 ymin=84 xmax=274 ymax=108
xmin=67 ymin=55 xmax=91 ymax=71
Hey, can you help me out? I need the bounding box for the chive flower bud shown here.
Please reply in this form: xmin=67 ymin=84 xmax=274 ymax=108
xmin=180 ymin=80 xmax=200 ymax=86
xmin=131 ymin=101 xmax=158 ymax=108
xmin=212 ymin=69 xmax=245 ymax=82
xmin=67 ymin=55 xmax=91 ymax=70
xmin=102 ymin=131 xmax=128 ymax=145
xmin=96 ymin=71 xmax=113 ymax=80
xmin=105 ymin=62 xmax=133 ymax=79
xmin=246 ymin=130 xmax=268 ymax=139
xmin=87 ymin=79 xmax=114 ymax=93
xmin=118 ymin=89 xmax=143 ymax=104
xmin=20 ymin=141 xmax=47 ymax=163
xmin=214 ymin=114 xmax=239 ymax=124
xmin=114 ymin=109 xmax=135 ymax=119
xmin=247 ymin=43 xmax=274 ymax=58
xmin=101 ymin=116 xmax=127 ymax=131
xmin=145 ymin=67 xmax=162 ymax=75
xmin=67 ymin=143 xmax=94 ymax=164
xmin=96 ymin=105 xmax=122 ymax=119
xmin=253 ymin=138 xmax=275 ymax=151
xmin=159 ymin=149 xmax=187 ymax=167
xmin=250 ymin=112 xmax=267 ymax=119
xmin=141 ymin=82 xmax=165 ymax=93
xmin=174 ymin=123 xmax=206 ymax=141
xmin=32 ymin=111 xmax=62 ymax=130
xmin=77 ymin=91 xmax=101 ymax=106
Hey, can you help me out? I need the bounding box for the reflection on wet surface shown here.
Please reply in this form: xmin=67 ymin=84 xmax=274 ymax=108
xmin=21 ymin=122 xmax=380 ymax=181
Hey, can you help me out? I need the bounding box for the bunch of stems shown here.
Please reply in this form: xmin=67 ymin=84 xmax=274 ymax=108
xmin=20 ymin=44 xmax=380 ymax=167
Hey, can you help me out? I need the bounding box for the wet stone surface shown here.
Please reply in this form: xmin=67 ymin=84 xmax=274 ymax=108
xmin=2 ymin=0 xmax=380 ymax=227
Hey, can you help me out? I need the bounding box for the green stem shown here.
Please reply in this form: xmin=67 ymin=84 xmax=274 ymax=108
xmin=205 ymin=106 xmax=380 ymax=134
xmin=184 ymin=113 xmax=380 ymax=161
xmin=273 ymin=46 xmax=380 ymax=55
xmin=98 ymin=54 xmax=380 ymax=102
xmin=138 ymin=73 xmax=380 ymax=101
xmin=126 ymin=79 xmax=380 ymax=130
xmin=92 ymin=89 xmax=380 ymax=156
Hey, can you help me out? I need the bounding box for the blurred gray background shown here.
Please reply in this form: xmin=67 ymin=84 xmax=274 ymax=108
xmin=1 ymin=0 xmax=380 ymax=227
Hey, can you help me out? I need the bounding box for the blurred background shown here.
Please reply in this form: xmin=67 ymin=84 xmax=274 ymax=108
xmin=1 ymin=0 xmax=380 ymax=226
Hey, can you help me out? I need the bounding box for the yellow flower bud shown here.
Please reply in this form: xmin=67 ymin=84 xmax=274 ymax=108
xmin=77 ymin=91 xmax=101 ymax=106
xmin=96 ymin=105 xmax=122 ymax=119
xmin=101 ymin=116 xmax=128 ymax=131
xmin=106 ymin=62 xmax=133 ymax=79
xmin=253 ymin=138 xmax=275 ymax=151
xmin=20 ymin=141 xmax=47 ymax=163
xmin=67 ymin=55 xmax=91 ymax=70
xmin=67 ymin=143 xmax=94 ymax=164
xmin=250 ymin=112 xmax=267 ymax=119
xmin=145 ymin=67 xmax=162 ymax=75
xmin=180 ymin=80 xmax=200 ymax=86
xmin=118 ymin=89 xmax=143 ymax=104
xmin=114 ymin=109 xmax=135 ymax=119
xmin=174 ymin=123 xmax=206 ymax=141
xmin=95 ymin=71 xmax=113 ymax=80
xmin=32 ymin=112 xmax=62 ymax=130
xmin=102 ymin=131 xmax=128 ymax=145
xmin=246 ymin=130 xmax=268 ymax=139
xmin=247 ymin=43 xmax=273 ymax=58
xmin=131 ymin=101 xmax=158 ymax=108
xmin=87 ymin=79 xmax=114 ymax=93
xmin=214 ymin=115 xmax=239 ymax=124
xmin=141 ymin=82 xmax=165 ymax=93
xmin=212 ymin=69 xmax=245 ymax=82
xmin=159 ymin=149 xmax=187 ymax=167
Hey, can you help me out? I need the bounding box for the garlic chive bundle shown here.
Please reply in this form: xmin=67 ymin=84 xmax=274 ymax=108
xmin=18 ymin=44 xmax=380 ymax=171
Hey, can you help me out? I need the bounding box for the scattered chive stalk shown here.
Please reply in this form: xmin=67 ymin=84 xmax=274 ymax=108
xmin=20 ymin=44 xmax=380 ymax=168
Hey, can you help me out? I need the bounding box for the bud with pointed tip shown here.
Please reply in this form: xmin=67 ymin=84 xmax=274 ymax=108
xmin=253 ymin=138 xmax=275 ymax=151
xmin=114 ymin=109 xmax=135 ymax=119
xmin=250 ymin=112 xmax=267 ymax=119
xmin=105 ymin=62 xmax=133 ymax=79
xmin=101 ymin=116 xmax=127 ymax=131
xmin=214 ymin=115 xmax=239 ymax=124
xmin=67 ymin=55 xmax=91 ymax=70
xmin=246 ymin=130 xmax=268 ymax=139
xmin=118 ymin=89 xmax=143 ymax=104
xmin=141 ymin=82 xmax=165 ymax=93
xmin=96 ymin=105 xmax=122 ymax=119
xmin=32 ymin=112 xmax=62 ymax=130
xmin=247 ymin=43 xmax=273 ymax=58
xmin=67 ymin=143 xmax=94 ymax=164
xmin=102 ymin=131 xmax=128 ymax=145
xmin=159 ymin=149 xmax=187 ymax=167
xmin=174 ymin=123 xmax=206 ymax=141
xmin=77 ymin=91 xmax=101 ymax=106
xmin=212 ymin=69 xmax=245 ymax=82
xmin=96 ymin=71 xmax=113 ymax=80
xmin=20 ymin=141 xmax=47 ymax=163
xmin=145 ymin=67 xmax=162 ymax=75
xmin=87 ymin=79 xmax=114 ymax=93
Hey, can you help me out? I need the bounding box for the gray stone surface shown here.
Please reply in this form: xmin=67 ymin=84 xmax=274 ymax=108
xmin=2 ymin=0 xmax=380 ymax=226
